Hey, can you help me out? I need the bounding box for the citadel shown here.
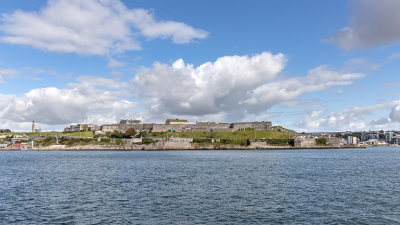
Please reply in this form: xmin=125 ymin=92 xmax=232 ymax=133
xmin=64 ymin=119 xmax=274 ymax=134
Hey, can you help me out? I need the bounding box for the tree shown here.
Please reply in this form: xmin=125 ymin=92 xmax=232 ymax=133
xmin=124 ymin=128 xmax=136 ymax=138
xmin=111 ymin=130 xmax=124 ymax=138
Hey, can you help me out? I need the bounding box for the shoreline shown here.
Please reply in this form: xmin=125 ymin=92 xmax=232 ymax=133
xmin=2 ymin=145 xmax=368 ymax=151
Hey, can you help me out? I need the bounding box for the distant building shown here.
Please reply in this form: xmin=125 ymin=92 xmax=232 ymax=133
xmin=347 ymin=136 xmax=358 ymax=145
xmin=165 ymin=119 xmax=189 ymax=125
xmin=120 ymin=120 xmax=142 ymax=125
xmin=361 ymin=133 xmax=379 ymax=142
xmin=64 ymin=124 xmax=99 ymax=132
xmin=393 ymin=135 xmax=400 ymax=145
xmin=385 ymin=132 xmax=394 ymax=144
xmin=101 ymin=120 xmax=144 ymax=132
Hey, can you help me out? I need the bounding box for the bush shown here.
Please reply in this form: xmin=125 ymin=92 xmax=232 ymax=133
xmin=105 ymin=132 xmax=111 ymax=138
xmin=142 ymin=138 xmax=153 ymax=144
xmin=193 ymin=138 xmax=212 ymax=144
xmin=220 ymin=139 xmax=248 ymax=146
xmin=111 ymin=130 xmax=124 ymax=138
xmin=315 ymin=138 xmax=327 ymax=145
xmin=115 ymin=139 xmax=123 ymax=145
xmin=43 ymin=136 xmax=53 ymax=142
xmin=265 ymin=139 xmax=294 ymax=146
xmin=100 ymin=138 xmax=111 ymax=143
xmin=124 ymin=128 xmax=136 ymax=138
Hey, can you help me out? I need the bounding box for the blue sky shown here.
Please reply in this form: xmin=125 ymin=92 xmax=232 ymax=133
xmin=0 ymin=0 xmax=400 ymax=132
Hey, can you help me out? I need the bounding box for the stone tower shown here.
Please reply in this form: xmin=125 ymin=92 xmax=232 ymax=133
xmin=32 ymin=121 xmax=35 ymax=133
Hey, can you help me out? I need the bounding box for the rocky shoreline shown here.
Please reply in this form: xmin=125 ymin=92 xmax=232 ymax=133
xmin=7 ymin=144 xmax=367 ymax=151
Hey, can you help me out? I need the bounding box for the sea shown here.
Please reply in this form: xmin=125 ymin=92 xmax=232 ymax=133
xmin=0 ymin=147 xmax=399 ymax=224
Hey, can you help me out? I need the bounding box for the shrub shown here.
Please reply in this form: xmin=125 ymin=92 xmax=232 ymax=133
xmin=315 ymin=138 xmax=327 ymax=145
xmin=101 ymin=138 xmax=111 ymax=143
xmin=124 ymin=128 xmax=136 ymax=138
xmin=193 ymin=138 xmax=212 ymax=144
xmin=111 ymin=130 xmax=124 ymax=138
xmin=142 ymin=138 xmax=153 ymax=144
xmin=265 ymin=139 xmax=294 ymax=146
xmin=115 ymin=139 xmax=123 ymax=145
xmin=220 ymin=139 xmax=248 ymax=146
xmin=105 ymin=132 xmax=111 ymax=138
xmin=43 ymin=136 xmax=53 ymax=142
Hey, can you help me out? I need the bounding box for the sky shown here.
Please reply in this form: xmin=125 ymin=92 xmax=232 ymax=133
xmin=0 ymin=0 xmax=400 ymax=132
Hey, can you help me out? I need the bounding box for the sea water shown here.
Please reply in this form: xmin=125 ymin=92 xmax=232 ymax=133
xmin=0 ymin=148 xmax=399 ymax=224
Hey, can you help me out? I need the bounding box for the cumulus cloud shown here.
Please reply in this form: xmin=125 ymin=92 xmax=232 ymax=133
xmin=242 ymin=65 xmax=364 ymax=112
xmin=390 ymin=103 xmax=400 ymax=122
xmin=133 ymin=52 xmax=364 ymax=121
xmin=0 ymin=0 xmax=208 ymax=58
xmin=327 ymin=0 xmax=400 ymax=50
xmin=0 ymin=85 xmax=136 ymax=125
xmin=298 ymin=101 xmax=399 ymax=131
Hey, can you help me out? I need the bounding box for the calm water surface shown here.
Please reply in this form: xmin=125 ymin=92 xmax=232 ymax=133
xmin=0 ymin=148 xmax=400 ymax=224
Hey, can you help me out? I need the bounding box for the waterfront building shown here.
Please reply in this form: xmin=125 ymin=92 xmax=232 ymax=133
xmin=347 ymin=136 xmax=358 ymax=145
xmin=393 ymin=136 xmax=400 ymax=145
xmin=361 ymin=133 xmax=379 ymax=142
xmin=385 ymin=132 xmax=394 ymax=144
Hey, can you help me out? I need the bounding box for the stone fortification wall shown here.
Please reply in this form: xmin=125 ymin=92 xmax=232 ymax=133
xmin=294 ymin=137 xmax=341 ymax=148
xmin=151 ymin=123 xmax=234 ymax=132
xmin=102 ymin=121 xmax=272 ymax=133
xmin=327 ymin=137 xmax=341 ymax=147
xmin=143 ymin=124 xmax=154 ymax=132
xmin=272 ymin=126 xmax=298 ymax=136
xmin=231 ymin=122 xmax=272 ymax=131
xmin=152 ymin=124 xmax=185 ymax=132
xmin=294 ymin=137 xmax=315 ymax=148
xmin=101 ymin=123 xmax=143 ymax=132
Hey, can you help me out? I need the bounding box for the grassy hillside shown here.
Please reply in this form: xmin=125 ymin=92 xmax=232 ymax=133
xmin=61 ymin=131 xmax=94 ymax=137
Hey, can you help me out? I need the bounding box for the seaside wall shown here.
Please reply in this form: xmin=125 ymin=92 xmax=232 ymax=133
xmin=294 ymin=137 xmax=316 ymax=148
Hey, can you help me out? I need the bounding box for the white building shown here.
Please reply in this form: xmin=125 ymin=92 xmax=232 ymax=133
xmin=347 ymin=136 xmax=358 ymax=145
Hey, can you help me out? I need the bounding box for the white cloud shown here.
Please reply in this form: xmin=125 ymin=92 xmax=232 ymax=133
xmin=73 ymin=76 xmax=130 ymax=90
xmin=132 ymin=52 xmax=364 ymax=122
xmin=327 ymin=0 xmax=400 ymax=50
xmin=0 ymin=0 xmax=208 ymax=59
xmin=0 ymin=68 xmax=19 ymax=83
xmin=344 ymin=58 xmax=380 ymax=71
xmin=243 ymin=65 xmax=364 ymax=112
xmin=298 ymin=101 xmax=400 ymax=131
xmin=0 ymin=85 xmax=137 ymax=126
xmin=390 ymin=103 xmax=400 ymax=122
xmin=107 ymin=57 xmax=126 ymax=68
